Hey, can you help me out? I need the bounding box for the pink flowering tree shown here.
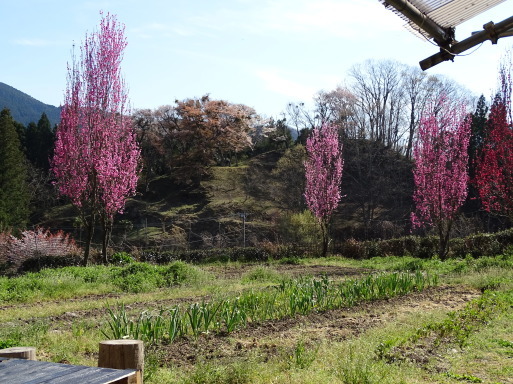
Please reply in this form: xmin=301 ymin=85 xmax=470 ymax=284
xmin=304 ymin=124 xmax=343 ymax=257
xmin=52 ymin=13 xmax=140 ymax=264
xmin=411 ymin=95 xmax=471 ymax=259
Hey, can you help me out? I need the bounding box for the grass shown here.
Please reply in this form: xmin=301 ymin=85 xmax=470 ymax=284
xmin=2 ymin=253 xmax=513 ymax=383
xmin=0 ymin=261 xmax=212 ymax=303
xmin=241 ymin=265 xmax=282 ymax=283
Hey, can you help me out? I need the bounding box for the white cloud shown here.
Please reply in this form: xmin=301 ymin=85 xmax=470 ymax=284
xmin=188 ymin=0 xmax=403 ymax=39
xmin=260 ymin=0 xmax=403 ymax=37
xmin=12 ymin=38 xmax=56 ymax=47
xmin=131 ymin=22 xmax=195 ymax=39
xmin=255 ymin=69 xmax=318 ymax=100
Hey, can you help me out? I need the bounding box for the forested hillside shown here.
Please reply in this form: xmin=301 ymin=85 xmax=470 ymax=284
xmin=0 ymin=82 xmax=60 ymax=127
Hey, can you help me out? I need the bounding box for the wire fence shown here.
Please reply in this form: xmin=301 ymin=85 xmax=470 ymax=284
xmin=3 ymin=211 xmax=507 ymax=269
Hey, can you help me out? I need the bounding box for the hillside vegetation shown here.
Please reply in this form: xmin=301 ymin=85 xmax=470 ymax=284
xmin=0 ymin=82 xmax=60 ymax=127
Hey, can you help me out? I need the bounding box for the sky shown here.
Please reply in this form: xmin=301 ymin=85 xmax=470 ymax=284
xmin=1 ymin=0 xmax=512 ymax=118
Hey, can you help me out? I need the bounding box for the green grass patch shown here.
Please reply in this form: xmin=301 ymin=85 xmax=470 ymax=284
xmin=0 ymin=261 xmax=211 ymax=302
xmin=241 ymin=265 xmax=281 ymax=283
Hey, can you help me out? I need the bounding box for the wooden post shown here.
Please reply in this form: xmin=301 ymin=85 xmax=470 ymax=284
xmin=98 ymin=340 xmax=144 ymax=384
xmin=0 ymin=347 xmax=36 ymax=360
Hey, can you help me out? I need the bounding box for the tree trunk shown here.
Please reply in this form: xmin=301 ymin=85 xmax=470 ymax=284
xmin=83 ymin=214 xmax=95 ymax=266
xmin=320 ymin=219 xmax=330 ymax=258
xmin=438 ymin=219 xmax=452 ymax=260
xmin=102 ymin=216 xmax=113 ymax=264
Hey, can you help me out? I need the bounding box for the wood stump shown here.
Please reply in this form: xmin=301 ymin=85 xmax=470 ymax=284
xmin=98 ymin=340 xmax=144 ymax=384
xmin=0 ymin=347 xmax=36 ymax=360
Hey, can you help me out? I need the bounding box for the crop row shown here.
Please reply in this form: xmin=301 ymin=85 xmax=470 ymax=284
xmin=102 ymin=271 xmax=438 ymax=344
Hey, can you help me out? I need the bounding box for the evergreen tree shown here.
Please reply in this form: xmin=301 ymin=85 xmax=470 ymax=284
xmin=0 ymin=108 xmax=30 ymax=229
xmin=469 ymin=95 xmax=489 ymax=166
xmin=13 ymin=120 xmax=26 ymax=153
xmin=26 ymin=112 xmax=54 ymax=171
xmin=465 ymin=95 xmax=489 ymax=214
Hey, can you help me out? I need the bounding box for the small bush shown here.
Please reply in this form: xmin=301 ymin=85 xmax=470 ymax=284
xmin=341 ymin=238 xmax=366 ymax=259
xmin=279 ymin=210 xmax=322 ymax=247
xmin=242 ymin=265 xmax=281 ymax=283
xmin=162 ymin=261 xmax=205 ymax=285
xmin=364 ymin=241 xmax=382 ymax=258
xmin=464 ymin=233 xmax=502 ymax=258
xmin=112 ymin=263 xmax=163 ymax=293
xmin=0 ymin=339 xmax=17 ymax=349
xmin=416 ymin=236 xmax=438 ymax=259
xmin=111 ymin=252 xmax=134 ymax=265
xmin=4 ymin=228 xmax=81 ymax=273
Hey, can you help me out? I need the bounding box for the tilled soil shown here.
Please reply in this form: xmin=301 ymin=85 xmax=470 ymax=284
xmin=156 ymin=285 xmax=480 ymax=368
xmin=205 ymin=264 xmax=371 ymax=280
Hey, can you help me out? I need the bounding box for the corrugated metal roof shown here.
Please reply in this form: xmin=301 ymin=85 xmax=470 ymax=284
xmin=0 ymin=358 xmax=136 ymax=384
xmin=380 ymin=0 xmax=507 ymax=39
xmin=420 ymin=0 xmax=508 ymax=28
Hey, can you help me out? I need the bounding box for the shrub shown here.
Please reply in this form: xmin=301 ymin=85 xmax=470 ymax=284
xmin=111 ymin=251 xmax=134 ymax=265
xmin=4 ymin=228 xmax=81 ymax=273
xmin=378 ymin=236 xmax=419 ymax=257
xmin=19 ymin=254 xmax=82 ymax=273
xmin=364 ymin=241 xmax=382 ymax=258
xmin=341 ymin=238 xmax=366 ymax=259
xmin=226 ymin=247 xmax=270 ymax=262
xmin=112 ymin=262 xmax=163 ymax=293
xmin=242 ymin=265 xmax=281 ymax=283
xmin=278 ymin=210 xmax=322 ymax=247
xmin=162 ymin=261 xmax=205 ymax=285
xmin=416 ymin=236 xmax=438 ymax=258
xmin=463 ymin=233 xmax=502 ymax=257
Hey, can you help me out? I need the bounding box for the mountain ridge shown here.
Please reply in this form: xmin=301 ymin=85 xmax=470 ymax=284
xmin=0 ymin=82 xmax=60 ymax=127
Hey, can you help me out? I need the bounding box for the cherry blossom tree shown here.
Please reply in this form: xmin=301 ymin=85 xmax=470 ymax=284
xmin=475 ymin=63 xmax=513 ymax=217
xmin=411 ymin=95 xmax=471 ymax=259
xmin=52 ymin=13 xmax=140 ymax=264
xmin=304 ymin=124 xmax=343 ymax=257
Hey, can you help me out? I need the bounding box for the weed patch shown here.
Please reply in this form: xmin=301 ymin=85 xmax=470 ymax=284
xmin=376 ymin=290 xmax=510 ymax=366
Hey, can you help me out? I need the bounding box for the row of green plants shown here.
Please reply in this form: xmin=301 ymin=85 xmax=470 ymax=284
xmin=102 ymin=271 xmax=438 ymax=344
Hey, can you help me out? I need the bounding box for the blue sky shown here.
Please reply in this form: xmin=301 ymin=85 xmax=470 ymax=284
xmin=1 ymin=0 xmax=512 ymax=118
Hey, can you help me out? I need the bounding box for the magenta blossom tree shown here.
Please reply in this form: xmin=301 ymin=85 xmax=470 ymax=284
xmin=52 ymin=12 xmax=140 ymax=264
xmin=304 ymin=124 xmax=343 ymax=257
xmin=411 ymin=95 xmax=471 ymax=259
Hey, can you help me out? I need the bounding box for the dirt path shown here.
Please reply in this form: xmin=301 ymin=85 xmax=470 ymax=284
xmin=205 ymin=264 xmax=371 ymax=279
xmin=157 ymin=284 xmax=480 ymax=367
